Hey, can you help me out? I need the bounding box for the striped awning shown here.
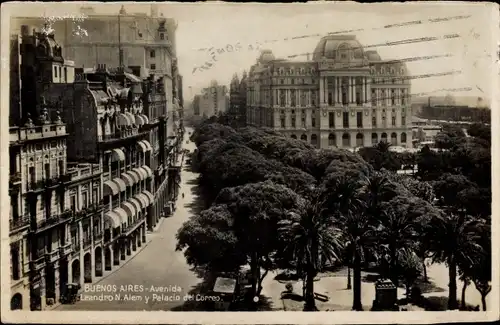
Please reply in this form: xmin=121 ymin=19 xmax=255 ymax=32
xmin=140 ymin=166 xmax=153 ymax=178
xmin=142 ymin=190 xmax=154 ymax=205
xmin=137 ymin=193 xmax=151 ymax=207
xmin=140 ymin=114 xmax=149 ymax=124
xmin=137 ymin=141 xmax=148 ymax=153
xmin=129 ymin=197 xmax=142 ymax=214
xmin=113 ymin=207 xmax=128 ymax=225
xmin=103 ymin=180 xmax=120 ymax=196
xmin=121 ymin=201 xmax=137 ymax=218
xmin=125 ymin=112 xmax=135 ymax=124
xmin=124 ymin=170 xmax=140 ymax=184
xmin=121 ymin=172 xmax=135 ymax=187
xmin=110 ymin=148 xmax=125 ymax=162
xmin=135 ymin=115 xmax=146 ymax=126
xmin=138 ymin=140 xmax=153 ymax=152
xmin=112 ymin=178 xmax=127 ymax=192
xmin=104 ymin=211 xmax=121 ymax=228
xmin=133 ymin=167 xmax=147 ymax=181
xmin=117 ymin=113 xmax=132 ymax=127
xmin=134 ymin=194 xmax=148 ymax=209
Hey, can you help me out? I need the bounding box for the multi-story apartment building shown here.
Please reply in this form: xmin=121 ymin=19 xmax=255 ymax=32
xmin=11 ymin=3 xmax=184 ymax=165
xmin=238 ymin=71 xmax=248 ymax=126
xmin=8 ymin=25 xmax=175 ymax=311
xmin=193 ymin=95 xmax=201 ymax=116
xmin=199 ymin=81 xmax=229 ymax=117
xmin=9 ymin=107 xmax=73 ymax=311
xmin=11 ymin=5 xmax=176 ymax=93
xmin=245 ymin=36 xmax=412 ymax=149
xmin=229 ymin=74 xmax=240 ymax=116
xmin=8 ymin=24 xmax=108 ymax=311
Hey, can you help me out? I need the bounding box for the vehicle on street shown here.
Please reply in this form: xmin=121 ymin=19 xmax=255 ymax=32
xmin=60 ymin=283 xmax=81 ymax=304
xmin=211 ymin=277 xmax=239 ymax=311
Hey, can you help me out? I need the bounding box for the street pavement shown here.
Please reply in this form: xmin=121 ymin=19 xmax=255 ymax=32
xmin=57 ymin=129 xmax=203 ymax=311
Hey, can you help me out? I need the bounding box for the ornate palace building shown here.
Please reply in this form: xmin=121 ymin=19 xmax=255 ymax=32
xmin=245 ymin=35 xmax=412 ymax=149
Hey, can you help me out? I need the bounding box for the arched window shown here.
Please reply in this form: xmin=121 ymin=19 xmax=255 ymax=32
xmin=381 ymin=132 xmax=388 ymax=142
xmin=391 ymin=132 xmax=397 ymax=145
xmin=300 ymin=134 xmax=307 ymax=142
xmin=311 ymin=134 xmax=318 ymax=146
xmin=342 ymin=133 xmax=350 ymax=147
xmin=291 ymin=134 xmax=297 ymax=139
xmin=356 ymin=133 xmax=364 ymax=147
xmin=328 ymin=133 xmax=336 ymax=146
xmin=401 ymin=132 xmax=407 ymax=143
xmin=338 ymin=44 xmax=350 ymax=60
xmin=371 ymin=133 xmax=378 ymax=144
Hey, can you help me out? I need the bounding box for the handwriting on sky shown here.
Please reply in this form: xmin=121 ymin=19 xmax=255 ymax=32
xmin=192 ymin=41 xmax=264 ymax=75
xmin=42 ymin=14 xmax=89 ymax=38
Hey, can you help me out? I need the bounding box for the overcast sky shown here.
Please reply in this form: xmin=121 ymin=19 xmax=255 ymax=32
xmin=4 ymin=2 xmax=497 ymax=102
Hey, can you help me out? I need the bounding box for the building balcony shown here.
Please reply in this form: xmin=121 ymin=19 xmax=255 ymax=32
xmin=121 ymin=218 xmax=145 ymax=237
xmin=45 ymin=249 xmax=60 ymax=264
xmin=72 ymin=201 xmax=105 ymax=222
xmin=94 ymin=232 xmax=103 ymax=243
xmin=9 ymin=172 xmax=22 ymax=186
xmin=83 ymin=237 xmax=92 ymax=250
xmin=30 ymin=255 xmax=46 ymax=272
xmin=59 ymin=242 xmax=72 ymax=258
xmin=65 ymin=163 xmax=102 ymax=182
xmin=12 ymin=123 xmax=67 ymax=142
xmin=26 ymin=175 xmax=65 ymax=191
xmin=98 ymin=128 xmax=139 ymax=143
xmin=10 ymin=214 xmax=31 ymax=233
xmin=32 ymin=210 xmax=73 ymax=233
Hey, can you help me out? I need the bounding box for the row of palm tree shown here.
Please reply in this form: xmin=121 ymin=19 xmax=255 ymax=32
xmin=278 ymin=174 xmax=489 ymax=311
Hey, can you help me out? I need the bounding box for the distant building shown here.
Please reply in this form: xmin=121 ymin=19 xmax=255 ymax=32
xmin=193 ymin=95 xmax=201 ymax=116
xmin=245 ymin=36 xmax=412 ymax=149
xmin=239 ymin=71 xmax=248 ymax=125
xmin=198 ymin=81 xmax=228 ymax=117
xmin=411 ymin=116 xmax=442 ymax=143
xmin=229 ymin=74 xmax=240 ymax=116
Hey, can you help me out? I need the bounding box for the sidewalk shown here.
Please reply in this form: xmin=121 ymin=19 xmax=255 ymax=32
xmin=50 ymin=217 xmax=167 ymax=311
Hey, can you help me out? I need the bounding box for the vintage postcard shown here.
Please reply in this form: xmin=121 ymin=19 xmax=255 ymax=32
xmin=1 ymin=1 xmax=498 ymax=324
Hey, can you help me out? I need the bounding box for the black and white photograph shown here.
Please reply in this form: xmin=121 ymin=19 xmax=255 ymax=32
xmin=1 ymin=1 xmax=497 ymax=324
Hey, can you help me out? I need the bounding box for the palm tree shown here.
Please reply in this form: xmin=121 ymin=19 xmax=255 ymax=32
xmin=426 ymin=212 xmax=485 ymax=310
xmin=344 ymin=242 xmax=354 ymax=290
xmin=361 ymin=173 xmax=397 ymax=221
xmin=337 ymin=210 xmax=377 ymax=311
xmin=376 ymin=205 xmax=420 ymax=289
xmin=321 ymin=176 xmax=377 ymax=311
xmin=278 ymin=199 xmax=344 ymax=311
xmin=375 ymin=141 xmax=392 ymax=153
xmin=397 ymin=248 xmax=423 ymax=300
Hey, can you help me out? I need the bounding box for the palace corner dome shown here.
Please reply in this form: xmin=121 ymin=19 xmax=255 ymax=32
xmin=245 ymin=35 xmax=412 ymax=150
